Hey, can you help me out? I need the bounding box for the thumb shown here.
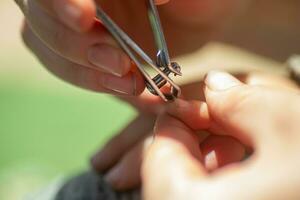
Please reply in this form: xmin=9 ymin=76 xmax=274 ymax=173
xmin=142 ymin=114 xmax=206 ymax=200
xmin=204 ymin=71 xmax=275 ymax=148
xmin=205 ymin=71 xmax=264 ymax=145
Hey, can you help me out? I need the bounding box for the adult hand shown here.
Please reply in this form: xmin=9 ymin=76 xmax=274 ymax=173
xmin=143 ymin=71 xmax=300 ymax=200
xmin=14 ymin=0 xmax=169 ymax=96
xmin=15 ymin=0 xmax=248 ymax=96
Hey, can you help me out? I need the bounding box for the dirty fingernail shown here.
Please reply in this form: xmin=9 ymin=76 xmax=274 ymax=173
xmin=88 ymin=44 xmax=131 ymax=77
xmin=204 ymin=70 xmax=241 ymax=91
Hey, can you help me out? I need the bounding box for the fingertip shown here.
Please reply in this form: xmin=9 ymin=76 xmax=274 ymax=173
xmin=90 ymin=150 xmax=111 ymax=172
xmin=104 ymin=142 xmax=144 ymax=191
xmin=166 ymin=99 xmax=211 ymax=130
xmin=53 ymin=0 xmax=96 ymax=32
xmin=77 ymin=0 xmax=96 ymax=32
xmin=204 ymin=70 xmax=243 ymax=91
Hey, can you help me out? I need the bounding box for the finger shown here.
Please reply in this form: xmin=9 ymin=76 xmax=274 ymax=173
xmin=204 ymin=71 xmax=262 ymax=146
xmin=166 ymin=98 xmax=247 ymax=167
xmin=155 ymin=0 xmax=170 ymax=5
xmin=104 ymin=135 xmax=246 ymax=191
xmin=120 ymin=92 xmax=166 ymax=115
xmin=201 ymin=135 xmax=246 ymax=172
xmin=52 ymin=0 xmax=96 ymax=32
xmin=204 ymin=70 xmax=299 ymax=148
xmin=16 ymin=0 xmax=96 ymax=32
xmin=21 ymin=0 xmax=133 ymax=78
xmin=91 ymin=114 xmax=155 ymax=172
xmin=240 ymin=72 xmax=299 ymax=91
xmin=166 ymin=99 xmax=210 ymax=130
xmin=143 ymin=114 xmax=206 ymax=200
xmin=22 ymin=22 xmax=144 ymax=95
xmin=104 ymin=136 xmax=153 ymax=191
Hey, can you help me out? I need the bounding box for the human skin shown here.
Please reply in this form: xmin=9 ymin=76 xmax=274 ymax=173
xmin=14 ymin=0 xmax=249 ymax=96
xmin=15 ymin=0 xmax=300 ymax=193
xmin=13 ymin=0 xmax=251 ymax=189
xmin=143 ymin=71 xmax=300 ymax=200
xmin=90 ymin=72 xmax=299 ymax=191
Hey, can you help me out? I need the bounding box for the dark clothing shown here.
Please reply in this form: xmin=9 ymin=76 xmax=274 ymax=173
xmin=55 ymin=171 xmax=141 ymax=200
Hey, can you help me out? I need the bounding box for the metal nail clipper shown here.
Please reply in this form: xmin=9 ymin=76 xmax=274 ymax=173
xmin=96 ymin=0 xmax=182 ymax=102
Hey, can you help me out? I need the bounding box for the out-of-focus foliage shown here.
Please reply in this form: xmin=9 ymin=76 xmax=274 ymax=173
xmin=0 ymin=1 xmax=135 ymax=199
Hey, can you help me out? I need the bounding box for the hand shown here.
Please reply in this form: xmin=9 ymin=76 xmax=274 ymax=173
xmin=14 ymin=0 xmax=249 ymax=96
xmin=90 ymin=72 xmax=298 ymax=191
xmin=143 ymin=71 xmax=300 ymax=200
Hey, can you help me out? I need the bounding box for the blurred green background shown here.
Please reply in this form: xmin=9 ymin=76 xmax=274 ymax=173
xmin=0 ymin=1 xmax=135 ymax=199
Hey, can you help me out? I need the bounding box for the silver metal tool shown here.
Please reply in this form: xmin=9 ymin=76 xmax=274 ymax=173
xmin=96 ymin=0 xmax=182 ymax=102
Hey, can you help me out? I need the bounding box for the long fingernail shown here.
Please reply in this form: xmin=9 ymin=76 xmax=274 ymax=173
xmin=54 ymin=1 xmax=82 ymax=32
xmin=101 ymin=73 xmax=136 ymax=95
xmin=88 ymin=44 xmax=131 ymax=77
xmin=204 ymin=70 xmax=241 ymax=91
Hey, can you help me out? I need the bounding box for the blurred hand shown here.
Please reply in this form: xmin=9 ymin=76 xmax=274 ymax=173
xmin=14 ymin=0 xmax=248 ymax=96
xmin=90 ymin=72 xmax=298 ymax=191
xmin=14 ymin=0 xmax=280 ymax=192
xmin=143 ymin=71 xmax=300 ymax=200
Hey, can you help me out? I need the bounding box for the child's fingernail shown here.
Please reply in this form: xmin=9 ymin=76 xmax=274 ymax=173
xmin=204 ymin=70 xmax=241 ymax=91
xmin=88 ymin=44 xmax=131 ymax=77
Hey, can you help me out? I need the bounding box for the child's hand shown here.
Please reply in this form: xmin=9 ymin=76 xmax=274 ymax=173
xmin=143 ymin=71 xmax=300 ymax=200
xmin=90 ymin=71 xmax=298 ymax=191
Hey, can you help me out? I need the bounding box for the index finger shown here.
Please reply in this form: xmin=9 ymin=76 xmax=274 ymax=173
xmin=16 ymin=0 xmax=96 ymax=32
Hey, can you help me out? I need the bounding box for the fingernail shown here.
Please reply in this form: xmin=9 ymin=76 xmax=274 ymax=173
xmin=204 ymin=150 xmax=218 ymax=171
xmin=88 ymin=44 xmax=131 ymax=77
xmin=204 ymin=70 xmax=241 ymax=91
xmin=104 ymin=165 xmax=122 ymax=185
xmin=100 ymin=73 xmax=136 ymax=95
xmin=166 ymin=99 xmax=189 ymax=114
xmin=54 ymin=1 xmax=82 ymax=31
